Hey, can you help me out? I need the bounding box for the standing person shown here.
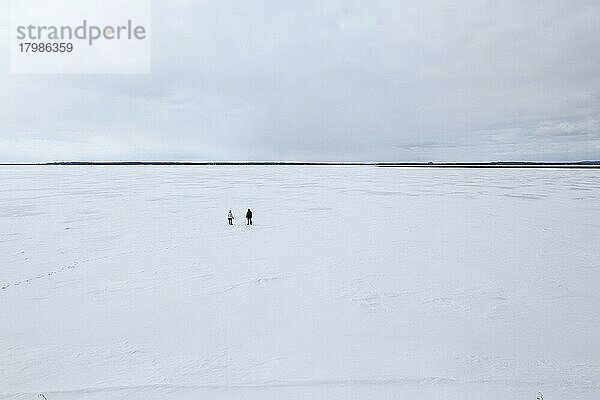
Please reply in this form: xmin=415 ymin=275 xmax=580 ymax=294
xmin=246 ymin=208 xmax=253 ymax=225
xmin=227 ymin=210 xmax=234 ymax=225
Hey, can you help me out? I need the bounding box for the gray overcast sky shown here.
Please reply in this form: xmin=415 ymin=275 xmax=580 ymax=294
xmin=1 ymin=0 xmax=599 ymax=162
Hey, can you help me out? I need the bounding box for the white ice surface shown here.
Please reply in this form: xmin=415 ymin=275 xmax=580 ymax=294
xmin=1 ymin=166 xmax=599 ymax=399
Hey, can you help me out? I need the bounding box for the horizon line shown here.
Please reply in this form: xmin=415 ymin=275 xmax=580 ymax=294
xmin=1 ymin=160 xmax=599 ymax=169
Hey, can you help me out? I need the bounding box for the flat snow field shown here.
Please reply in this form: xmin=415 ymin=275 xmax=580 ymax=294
xmin=1 ymin=166 xmax=599 ymax=400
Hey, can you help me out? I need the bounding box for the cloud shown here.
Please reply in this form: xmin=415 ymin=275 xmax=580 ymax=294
xmin=0 ymin=0 xmax=599 ymax=161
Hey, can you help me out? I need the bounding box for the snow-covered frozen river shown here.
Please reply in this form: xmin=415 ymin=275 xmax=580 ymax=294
xmin=1 ymin=166 xmax=599 ymax=399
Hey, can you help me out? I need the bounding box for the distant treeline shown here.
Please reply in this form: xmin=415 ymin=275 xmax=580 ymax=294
xmin=376 ymin=161 xmax=600 ymax=168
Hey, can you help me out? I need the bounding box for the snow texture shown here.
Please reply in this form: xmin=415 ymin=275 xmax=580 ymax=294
xmin=1 ymin=166 xmax=599 ymax=399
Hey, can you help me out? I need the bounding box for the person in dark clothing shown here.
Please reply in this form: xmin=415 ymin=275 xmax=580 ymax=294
xmin=246 ymin=208 xmax=253 ymax=225
xmin=227 ymin=210 xmax=234 ymax=225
